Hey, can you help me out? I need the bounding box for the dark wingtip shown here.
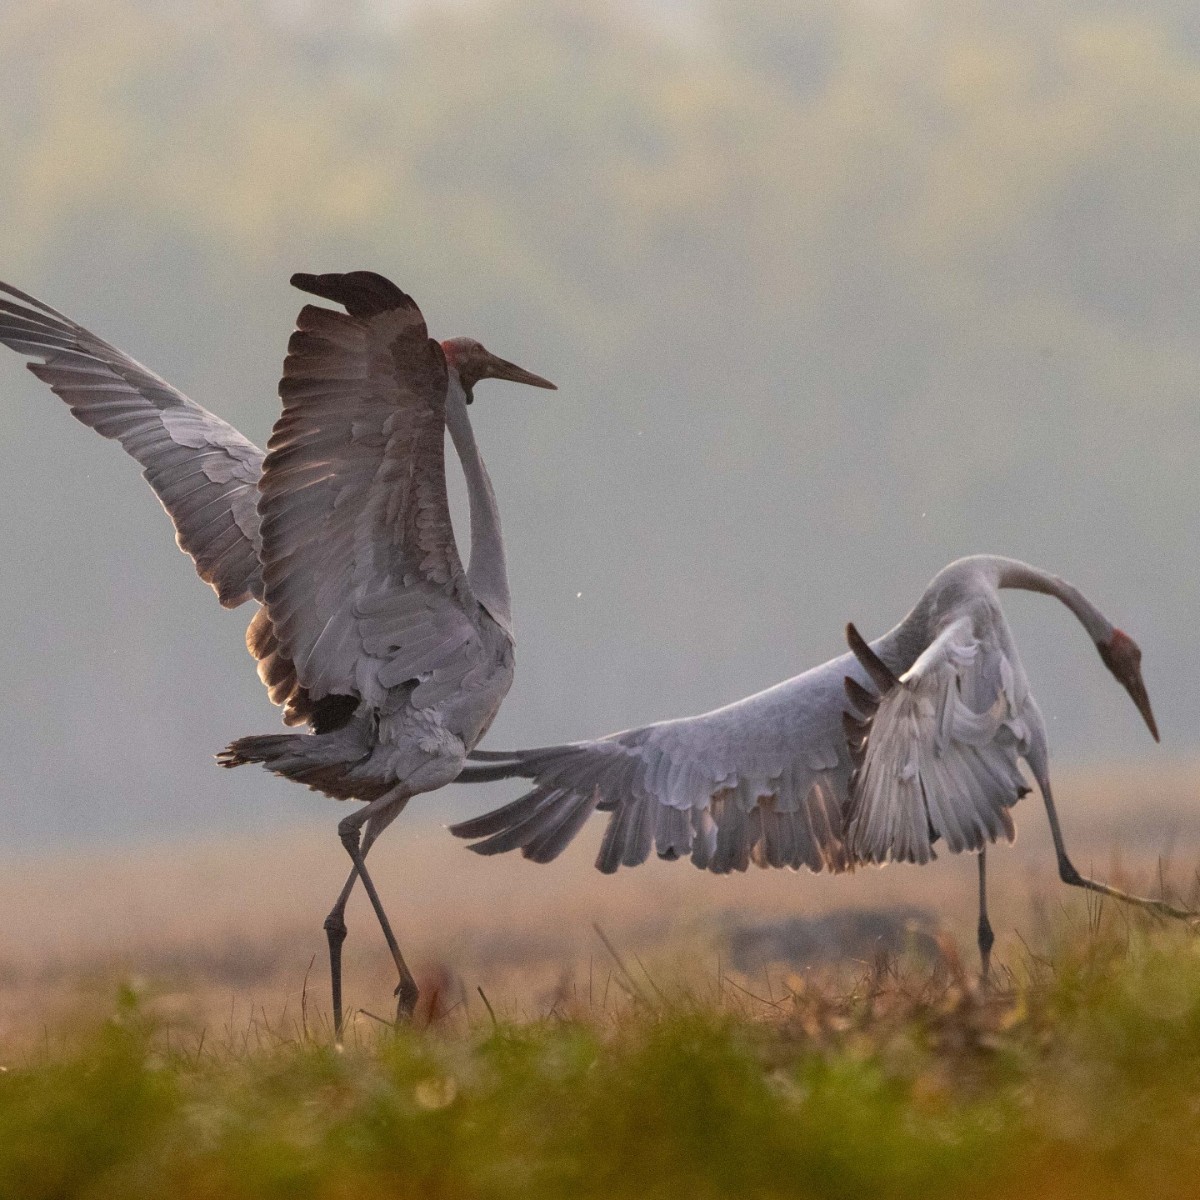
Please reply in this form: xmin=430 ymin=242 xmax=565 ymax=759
xmin=846 ymin=622 xmax=899 ymax=693
xmin=1140 ymin=688 xmax=1161 ymax=743
xmin=215 ymin=746 xmax=242 ymax=769
xmin=448 ymin=788 xmax=546 ymax=839
xmin=843 ymin=675 xmax=879 ymax=714
xmin=448 ymin=811 xmax=505 ymax=840
xmin=290 ymin=270 xmax=414 ymax=318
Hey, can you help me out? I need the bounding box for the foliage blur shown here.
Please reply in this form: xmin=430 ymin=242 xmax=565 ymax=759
xmin=5 ymin=914 xmax=1200 ymax=1199
xmin=1 ymin=0 xmax=1199 ymax=844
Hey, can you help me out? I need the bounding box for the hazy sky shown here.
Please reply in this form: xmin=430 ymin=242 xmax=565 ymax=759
xmin=0 ymin=0 xmax=1198 ymax=850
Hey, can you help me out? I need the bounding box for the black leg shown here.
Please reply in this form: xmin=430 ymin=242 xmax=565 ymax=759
xmin=325 ymin=864 xmax=359 ymax=1038
xmin=977 ymin=847 xmax=995 ymax=984
xmin=1034 ymin=767 xmax=1195 ymax=920
xmin=337 ymin=800 xmax=419 ymax=1022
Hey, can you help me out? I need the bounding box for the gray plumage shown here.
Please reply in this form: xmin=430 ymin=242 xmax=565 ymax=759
xmin=0 ymin=274 xmax=518 ymax=792
xmin=0 ymin=280 xmax=318 ymax=722
xmin=454 ymin=555 xmax=1171 ymax=915
xmin=0 ymin=280 xmax=264 ymax=607
xmin=0 ymin=271 xmax=555 ymax=1028
xmin=456 ymin=553 xmax=1189 ymax=978
xmin=842 ymin=615 xmax=1029 ymax=866
xmin=223 ymin=273 xmax=518 ymax=798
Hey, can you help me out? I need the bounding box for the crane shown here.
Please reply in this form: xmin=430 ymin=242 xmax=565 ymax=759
xmin=452 ymin=555 xmax=1190 ymax=978
xmin=0 ymin=271 xmax=555 ymax=1029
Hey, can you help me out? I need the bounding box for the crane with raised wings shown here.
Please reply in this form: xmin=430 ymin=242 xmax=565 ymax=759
xmin=452 ymin=555 xmax=1190 ymax=977
xmin=0 ymin=271 xmax=555 ymax=1030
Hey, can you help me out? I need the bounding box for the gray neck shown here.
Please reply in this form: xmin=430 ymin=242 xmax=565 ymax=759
xmin=988 ymin=556 xmax=1113 ymax=643
xmin=444 ymin=373 xmax=513 ymax=637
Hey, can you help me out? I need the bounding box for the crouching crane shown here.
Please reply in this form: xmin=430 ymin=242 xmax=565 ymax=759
xmin=452 ymin=556 xmax=1190 ymax=977
xmin=0 ymin=271 xmax=555 ymax=1030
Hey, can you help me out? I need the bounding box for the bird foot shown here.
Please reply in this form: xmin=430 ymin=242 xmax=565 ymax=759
xmin=394 ymin=978 xmax=420 ymax=1023
xmin=1058 ymin=860 xmax=1085 ymax=888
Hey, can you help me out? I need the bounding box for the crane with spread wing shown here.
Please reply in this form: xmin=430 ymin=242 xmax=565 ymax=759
xmin=0 ymin=271 xmax=555 ymax=1030
xmin=453 ymin=556 xmax=1189 ymax=977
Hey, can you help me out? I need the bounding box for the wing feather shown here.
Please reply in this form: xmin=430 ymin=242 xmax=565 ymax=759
xmin=0 ymin=281 xmax=264 ymax=607
xmin=451 ymin=662 xmax=859 ymax=875
xmin=844 ymin=616 xmax=1028 ymax=865
xmin=257 ymin=272 xmax=485 ymax=709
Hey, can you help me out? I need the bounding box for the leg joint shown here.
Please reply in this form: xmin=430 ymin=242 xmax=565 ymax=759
xmin=977 ymin=921 xmax=995 ymax=956
xmin=1058 ymin=858 xmax=1084 ymax=887
xmin=339 ymin=821 xmax=362 ymax=858
xmin=395 ymin=976 xmax=420 ymax=1019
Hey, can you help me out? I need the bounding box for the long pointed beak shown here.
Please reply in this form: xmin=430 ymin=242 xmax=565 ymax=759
xmin=1125 ymin=670 xmax=1160 ymax=743
xmin=487 ymin=356 xmax=557 ymax=390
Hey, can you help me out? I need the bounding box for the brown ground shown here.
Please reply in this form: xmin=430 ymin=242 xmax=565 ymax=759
xmin=2 ymin=760 xmax=1197 ymax=1044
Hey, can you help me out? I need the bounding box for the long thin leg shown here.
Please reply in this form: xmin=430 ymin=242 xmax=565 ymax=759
xmin=977 ymin=847 xmax=995 ymax=983
xmin=325 ymin=805 xmax=404 ymax=1037
xmin=326 ymin=865 xmax=357 ymax=1038
xmin=1034 ymin=767 xmax=1195 ymax=920
xmin=338 ymin=797 xmax=420 ymax=1023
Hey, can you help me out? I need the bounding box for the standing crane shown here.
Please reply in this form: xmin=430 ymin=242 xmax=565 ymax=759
xmin=0 ymin=271 xmax=555 ymax=1029
xmin=452 ymin=555 xmax=1191 ymax=977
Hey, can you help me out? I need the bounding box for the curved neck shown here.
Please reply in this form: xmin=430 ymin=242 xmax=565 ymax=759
xmin=988 ymin=556 xmax=1113 ymax=644
xmin=444 ymin=373 xmax=512 ymax=636
xmin=871 ymin=554 xmax=1114 ymax=674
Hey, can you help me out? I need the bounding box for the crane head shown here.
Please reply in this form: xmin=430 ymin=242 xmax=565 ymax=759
xmin=441 ymin=337 xmax=556 ymax=403
xmin=1098 ymin=629 xmax=1159 ymax=742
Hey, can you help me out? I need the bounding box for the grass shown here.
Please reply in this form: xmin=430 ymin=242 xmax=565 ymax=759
xmin=3 ymin=905 xmax=1200 ymax=1200
xmin=5 ymin=759 xmax=1198 ymax=1044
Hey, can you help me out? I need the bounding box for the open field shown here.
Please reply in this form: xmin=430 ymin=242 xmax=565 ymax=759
xmin=4 ymin=887 xmax=1200 ymax=1197
xmin=1 ymin=761 xmax=1198 ymax=1038
xmin=1 ymin=763 xmax=1199 ymax=1197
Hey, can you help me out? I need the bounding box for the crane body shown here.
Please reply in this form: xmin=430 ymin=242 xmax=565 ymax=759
xmin=0 ymin=271 xmax=555 ymax=1030
xmin=454 ymin=555 xmax=1186 ymax=975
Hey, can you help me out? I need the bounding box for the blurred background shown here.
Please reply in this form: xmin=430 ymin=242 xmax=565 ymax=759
xmin=0 ymin=0 xmax=1198 ymax=1022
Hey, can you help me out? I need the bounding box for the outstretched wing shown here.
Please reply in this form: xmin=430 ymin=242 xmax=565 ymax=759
xmin=842 ymin=618 xmax=1031 ymax=866
xmin=258 ymin=271 xmax=485 ymax=710
xmin=452 ymin=664 xmax=856 ymax=875
xmin=0 ymin=281 xmax=264 ymax=607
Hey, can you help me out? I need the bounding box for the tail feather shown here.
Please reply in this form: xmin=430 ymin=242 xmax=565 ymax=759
xmin=217 ymin=734 xmax=300 ymax=769
xmin=218 ymin=730 xmax=382 ymax=801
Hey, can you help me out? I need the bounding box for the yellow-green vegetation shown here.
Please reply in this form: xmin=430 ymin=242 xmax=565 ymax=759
xmin=4 ymin=914 xmax=1200 ymax=1200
